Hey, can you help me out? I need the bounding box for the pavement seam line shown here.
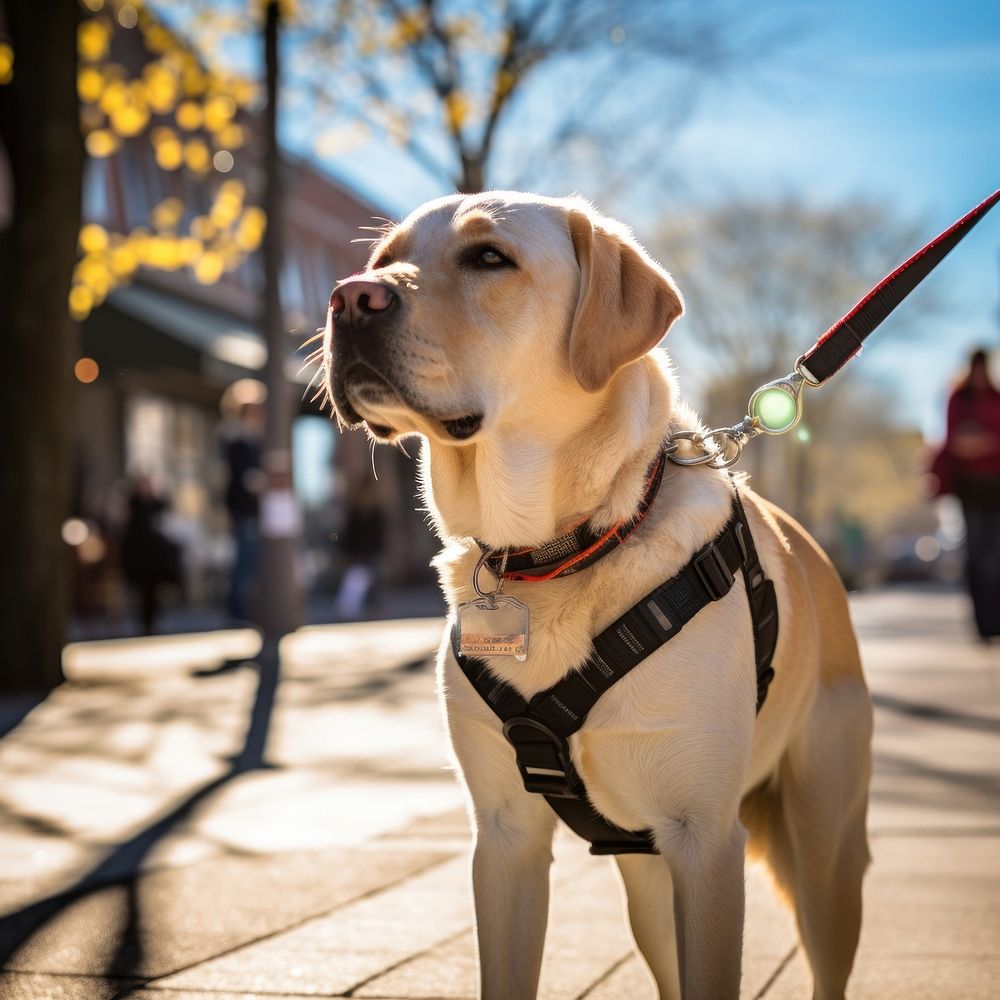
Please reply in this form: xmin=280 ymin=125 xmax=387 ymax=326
xmin=575 ymin=950 xmax=635 ymax=998
xmin=120 ymin=986 xmax=375 ymax=998
xmin=131 ymin=850 xmax=462 ymax=991
xmin=751 ymin=944 xmax=798 ymax=999
xmin=342 ymin=924 xmax=472 ymax=997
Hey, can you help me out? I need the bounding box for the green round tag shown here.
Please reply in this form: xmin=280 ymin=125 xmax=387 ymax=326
xmin=751 ymin=385 xmax=798 ymax=432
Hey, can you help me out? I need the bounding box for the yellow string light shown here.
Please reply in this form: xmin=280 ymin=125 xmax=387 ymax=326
xmin=78 ymin=20 xmax=111 ymax=62
xmin=0 ymin=43 xmax=12 ymax=85
xmin=142 ymin=63 xmax=179 ymax=113
xmin=183 ymin=138 xmax=211 ymax=173
xmin=203 ymin=94 xmax=236 ymax=132
xmin=193 ymin=251 xmax=225 ymax=285
xmin=85 ymin=129 xmax=120 ymax=157
xmin=79 ymin=224 xmax=109 ymax=254
xmin=69 ymin=285 xmax=95 ymax=321
xmin=154 ymin=137 xmax=183 ymax=170
xmin=175 ymin=100 xmax=203 ymax=130
xmin=78 ymin=67 xmax=103 ymax=102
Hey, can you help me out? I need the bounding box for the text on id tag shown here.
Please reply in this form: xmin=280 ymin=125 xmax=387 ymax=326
xmin=458 ymin=596 xmax=530 ymax=660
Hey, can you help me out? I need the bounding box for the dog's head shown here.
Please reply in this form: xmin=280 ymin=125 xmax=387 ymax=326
xmin=324 ymin=192 xmax=683 ymax=446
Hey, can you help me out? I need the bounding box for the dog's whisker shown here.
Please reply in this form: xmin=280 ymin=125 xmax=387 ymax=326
xmin=299 ymin=329 xmax=325 ymax=348
xmin=300 ymin=366 xmax=324 ymax=401
xmin=296 ymin=349 xmax=324 ymax=374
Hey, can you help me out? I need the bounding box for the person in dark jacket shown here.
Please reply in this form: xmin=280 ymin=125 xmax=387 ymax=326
xmin=944 ymin=348 xmax=1000 ymax=639
xmin=121 ymin=476 xmax=178 ymax=634
xmin=334 ymin=478 xmax=386 ymax=617
xmin=223 ymin=401 xmax=265 ymax=621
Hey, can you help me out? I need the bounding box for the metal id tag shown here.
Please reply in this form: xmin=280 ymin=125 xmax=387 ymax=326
xmin=458 ymin=596 xmax=529 ymax=660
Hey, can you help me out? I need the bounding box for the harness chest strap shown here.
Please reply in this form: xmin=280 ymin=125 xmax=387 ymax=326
xmin=452 ymin=488 xmax=778 ymax=856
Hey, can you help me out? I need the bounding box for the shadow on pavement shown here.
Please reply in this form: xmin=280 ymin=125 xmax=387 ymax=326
xmin=874 ymin=748 xmax=1000 ymax=804
xmin=872 ymin=691 xmax=1000 ymax=734
xmin=0 ymin=642 xmax=282 ymax=982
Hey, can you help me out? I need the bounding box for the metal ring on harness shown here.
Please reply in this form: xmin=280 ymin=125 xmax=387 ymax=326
xmin=668 ymin=429 xmax=743 ymax=469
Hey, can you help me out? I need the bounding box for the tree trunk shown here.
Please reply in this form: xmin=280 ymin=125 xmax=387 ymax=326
xmin=457 ymin=153 xmax=485 ymax=194
xmin=255 ymin=0 xmax=301 ymax=640
xmin=0 ymin=0 xmax=83 ymax=694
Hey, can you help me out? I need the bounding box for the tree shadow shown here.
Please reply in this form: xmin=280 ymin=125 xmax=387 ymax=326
xmin=872 ymin=692 xmax=1000 ymax=734
xmin=0 ymin=639 xmax=282 ymax=983
xmin=190 ymin=656 xmax=258 ymax=679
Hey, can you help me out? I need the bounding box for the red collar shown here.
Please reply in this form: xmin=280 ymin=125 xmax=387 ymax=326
xmin=479 ymin=449 xmax=667 ymax=583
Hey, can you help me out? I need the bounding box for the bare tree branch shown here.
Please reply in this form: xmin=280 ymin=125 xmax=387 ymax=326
xmin=166 ymin=0 xmax=790 ymax=197
xmin=282 ymin=0 xmax=786 ymax=194
xmin=652 ymin=193 xmax=933 ymax=404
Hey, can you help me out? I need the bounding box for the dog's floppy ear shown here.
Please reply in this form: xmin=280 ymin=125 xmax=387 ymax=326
xmin=567 ymin=207 xmax=684 ymax=392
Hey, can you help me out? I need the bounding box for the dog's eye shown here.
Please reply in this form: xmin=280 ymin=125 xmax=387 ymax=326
xmin=459 ymin=244 xmax=515 ymax=269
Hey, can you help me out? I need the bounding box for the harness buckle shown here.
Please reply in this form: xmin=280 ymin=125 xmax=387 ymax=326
xmin=692 ymin=541 xmax=733 ymax=601
xmin=502 ymin=717 xmax=582 ymax=799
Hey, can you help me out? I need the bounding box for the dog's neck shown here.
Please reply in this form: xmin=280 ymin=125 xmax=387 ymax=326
xmin=421 ymin=353 xmax=678 ymax=549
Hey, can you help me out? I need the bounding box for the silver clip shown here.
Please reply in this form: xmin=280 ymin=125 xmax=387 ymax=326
xmin=472 ymin=549 xmax=508 ymax=608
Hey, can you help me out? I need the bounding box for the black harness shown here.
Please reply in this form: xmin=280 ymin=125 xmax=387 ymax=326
xmin=451 ymin=487 xmax=778 ymax=855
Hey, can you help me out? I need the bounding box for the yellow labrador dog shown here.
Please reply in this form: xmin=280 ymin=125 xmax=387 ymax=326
xmin=323 ymin=191 xmax=872 ymax=1000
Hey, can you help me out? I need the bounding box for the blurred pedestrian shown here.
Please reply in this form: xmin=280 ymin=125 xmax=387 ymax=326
xmin=121 ymin=475 xmax=179 ymax=635
xmin=223 ymin=400 xmax=265 ymax=622
xmin=939 ymin=348 xmax=1000 ymax=640
xmin=334 ymin=478 xmax=386 ymax=618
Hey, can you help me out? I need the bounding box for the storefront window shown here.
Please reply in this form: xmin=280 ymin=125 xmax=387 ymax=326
xmin=293 ymin=415 xmax=335 ymax=509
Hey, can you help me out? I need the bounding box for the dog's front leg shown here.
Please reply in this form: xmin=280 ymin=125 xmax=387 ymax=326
xmin=472 ymin=796 xmax=555 ymax=1000
xmin=616 ymin=854 xmax=681 ymax=999
xmin=656 ymin=817 xmax=747 ymax=1000
xmin=448 ymin=711 xmax=556 ymax=1000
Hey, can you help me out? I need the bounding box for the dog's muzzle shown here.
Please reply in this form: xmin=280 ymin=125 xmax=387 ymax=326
xmin=326 ymin=277 xmax=402 ymax=429
xmin=325 ymin=276 xmax=484 ymax=441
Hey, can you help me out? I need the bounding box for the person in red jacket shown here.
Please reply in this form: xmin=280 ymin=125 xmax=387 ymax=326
xmin=945 ymin=348 xmax=1000 ymax=639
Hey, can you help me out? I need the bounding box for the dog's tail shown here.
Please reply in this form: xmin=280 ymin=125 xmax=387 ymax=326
xmin=740 ymin=776 xmax=797 ymax=911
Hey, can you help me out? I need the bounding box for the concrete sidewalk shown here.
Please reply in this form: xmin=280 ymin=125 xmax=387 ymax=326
xmin=0 ymin=589 xmax=997 ymax=999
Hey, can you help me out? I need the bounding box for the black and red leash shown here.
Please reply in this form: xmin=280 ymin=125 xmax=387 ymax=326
xmin=798 ymin=187 xmax=1000 ymax=386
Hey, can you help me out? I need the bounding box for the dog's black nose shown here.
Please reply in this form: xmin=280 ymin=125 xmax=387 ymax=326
xmin=330 ymin=278 xmax=396 ymax=323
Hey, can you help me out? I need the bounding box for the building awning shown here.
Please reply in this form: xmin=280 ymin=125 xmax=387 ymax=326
xmin=111 ymin=283 xmax=267 ymax=373
xmin=83 ymin=280 xmax=320 ymax=394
